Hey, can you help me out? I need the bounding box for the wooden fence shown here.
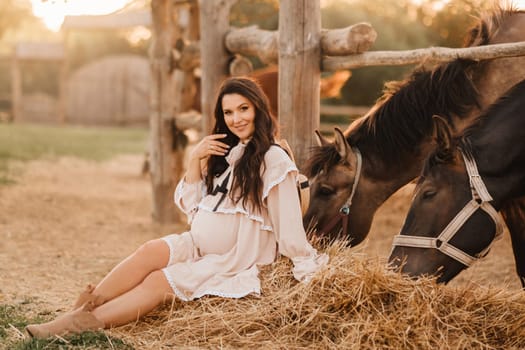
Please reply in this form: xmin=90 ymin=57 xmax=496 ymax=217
xmin=149 ymin=0 xmax=525 ymax=223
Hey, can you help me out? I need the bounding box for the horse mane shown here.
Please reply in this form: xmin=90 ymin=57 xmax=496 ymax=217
xmin=462 ymin=77 xmax=525 ymax=140
xmin=303 ymin=143 xmax=340 ymax=177
xmin=303 ymin=58 xmax=480 ymax=176
xmin=464 ymin=3 xmax=520 ymax=47
xmin=352 ymin=57 xmax=481 ymax=167
xmin=424 ymin=77 xmax=525 ymax=174
xmin=356 ymin=5 xmax=525 ymax=170
xmin=304 ymin=6 xmax=522 ymax=177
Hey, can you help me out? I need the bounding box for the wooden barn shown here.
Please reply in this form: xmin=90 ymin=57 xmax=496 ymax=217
xmin=62 ymin=10 xmax=152 ymax=125
xmin=9 ymin=10 xmax=152 ymax=125
xmin=66 ymin=54 xmax=150 ymax=125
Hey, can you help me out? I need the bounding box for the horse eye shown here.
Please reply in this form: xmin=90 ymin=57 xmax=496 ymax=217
xmin=318 ymin=185 xmax=335 ymax=196
xmin=422 ymin=190 xmax=437 ymax=199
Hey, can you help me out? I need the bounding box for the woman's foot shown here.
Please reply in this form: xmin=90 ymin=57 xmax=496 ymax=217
xmin=26 ymin=302 xmax=105 ymax=339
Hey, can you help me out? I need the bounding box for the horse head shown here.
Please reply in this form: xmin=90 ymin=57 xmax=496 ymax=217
xmin=303 ymin=55 xmax=483 ymax=248
xmin=388 ymin=116 xmax=504 ymax=283
xmin=303 ymin=127 xmax=378 ymax=246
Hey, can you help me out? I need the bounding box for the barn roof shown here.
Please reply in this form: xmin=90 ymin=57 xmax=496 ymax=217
xmin=14 ymin=42 xmax=64 ymax=61
xmin=62 ymin=10 xmax=151 ymax=30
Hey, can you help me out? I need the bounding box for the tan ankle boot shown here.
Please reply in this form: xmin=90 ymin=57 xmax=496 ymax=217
xmin=26 ymin=302 xmax=105 ymax=339
xmin=73 ymin=284 xmax=105 ymax=310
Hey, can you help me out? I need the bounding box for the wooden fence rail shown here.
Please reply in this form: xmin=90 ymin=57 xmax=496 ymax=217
xmin=323 ymin=41 xmax=525 ymax=70
xmin=149 ymin=0 xmax=525 ymax=223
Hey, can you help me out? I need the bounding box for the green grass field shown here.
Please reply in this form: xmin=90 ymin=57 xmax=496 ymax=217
xmin=0 ymin=122 xmax=146 ymax=348
xmin=0 ymin=123 xmax=149 ymax=185
xmin=0 ymin=302 xmax=133 ymax=349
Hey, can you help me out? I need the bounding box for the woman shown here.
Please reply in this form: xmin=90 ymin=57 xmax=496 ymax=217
xmin=26 ymin=77 xmax=328 ymax=338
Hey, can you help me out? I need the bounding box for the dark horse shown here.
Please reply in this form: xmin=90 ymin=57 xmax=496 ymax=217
xmin=303 ymin=7 xmax=525 ymax=286
xmin=389 ymin=78 xmax=525 ymax=283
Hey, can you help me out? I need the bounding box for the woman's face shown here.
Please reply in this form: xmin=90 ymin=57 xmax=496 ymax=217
xmin=222 ymin=93 xmax=256 ymax=143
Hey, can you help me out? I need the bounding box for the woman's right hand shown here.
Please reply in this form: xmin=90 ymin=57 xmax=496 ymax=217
xmin=185 ymin=134 xmax=229 ymax=184
xmin=190 ymin=134 xmax=230 ymax=161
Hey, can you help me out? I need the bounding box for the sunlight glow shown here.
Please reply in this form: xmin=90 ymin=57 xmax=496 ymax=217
xmin=321 ymin=0 xmax=525 ymax=9
xmin=31 ymin=0 xmax=132 ymax=32
xmin=513 ymin=0 xmax=525 ymax=8
xmin=33 ymin=0 xmax=525 ymax=32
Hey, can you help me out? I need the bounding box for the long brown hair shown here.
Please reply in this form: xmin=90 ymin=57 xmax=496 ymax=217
xmin=205 ymin=77 xmax=279 ymax=212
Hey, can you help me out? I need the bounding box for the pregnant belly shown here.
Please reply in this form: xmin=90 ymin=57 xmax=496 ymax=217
xmin=190 ymin=210 xmax=240 ymax=255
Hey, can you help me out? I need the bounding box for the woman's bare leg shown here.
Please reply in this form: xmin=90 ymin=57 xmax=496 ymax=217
xmin=26 ymin=270 xmax=174 ymax=338
xmin=91 ymin=239 xmax=170 ymax=302
xmin=92 ymin=270 xmax=174 ymax=327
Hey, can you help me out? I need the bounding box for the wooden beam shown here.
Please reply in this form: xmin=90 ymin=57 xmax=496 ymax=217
xmin=171 ymin=3 xmax=200 ymax=222
xmin=62 ymin=10 xmax=151 ymax=30
xmin=229 ymin=55 xmax=253 ymax=76
xmin=225 ymin=26 xmax=278 ymax=64
xmin=321 ymin=22 xmax=376 ymax=55
xmin=14 ymin=42 xmax=64 ymax=61
xmin=149 ymin=0 xmax=177 ymax=223
xmin=172 ymin=40 xmax=200 ymax=71
xmin=323 ymin=41 xmax=525 ymax=71
xmin=198 ymin=0 xmax=236 ymax=134
xmin=279 ymin=0 xmax=321 ymax=168
xmin=174 ymin=110 xmax=201 ymax=130
xmin=11 ymin=55 xmax=21 ymax=122
xmin=58 ymin=30 xmax=69 ymax=123
xmin=225 ymin=22 xmax=376 ymax=64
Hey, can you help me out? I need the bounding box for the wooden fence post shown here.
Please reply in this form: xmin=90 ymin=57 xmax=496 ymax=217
xmin=198 ymin=0 xmax=236 ymax=135
xmin=279 ymin=0 xmax=321 ymax=168
xmin=170 ymin=2 xmax=200 ymax=223
xmin=10 ymin=53 xmax=21 ymax=122
xmin=59 ymin=29 xmax=69 ymax=123
xmin=149 ymin=0 xmax=177 ymax=223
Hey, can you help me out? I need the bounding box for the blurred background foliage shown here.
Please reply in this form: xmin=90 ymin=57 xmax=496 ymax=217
xmin=0 ymin=0 xmax=497 ymax=107
xmin=320 ymin=0 xmax=493 ymax=105
xmin=231 ymin=0 xmax=494 ymax=105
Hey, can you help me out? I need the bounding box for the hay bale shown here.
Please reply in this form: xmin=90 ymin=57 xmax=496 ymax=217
xmin=109 ymin=243 xmax=525 ymax=349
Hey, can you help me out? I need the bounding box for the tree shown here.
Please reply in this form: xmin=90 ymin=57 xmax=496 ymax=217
xmin=320 ymin=0 xmax=495 ymax=106
xmin=230 ymin=0 xmax=279 ymax=30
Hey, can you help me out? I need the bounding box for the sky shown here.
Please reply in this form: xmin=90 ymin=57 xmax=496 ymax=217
xmin=30 ymin=0 xmax=134 ymax=31
xmin=31 ymin=0 xmax=525 ymax=32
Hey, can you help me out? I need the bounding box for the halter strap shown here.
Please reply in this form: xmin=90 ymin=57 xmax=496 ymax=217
xmin=318 ymin=147 xmax=362 ymax=237
xmin=392 ymin=145 xmax=504 ymax=267
xmin=342 ymin=147 xmax=362 ymax=214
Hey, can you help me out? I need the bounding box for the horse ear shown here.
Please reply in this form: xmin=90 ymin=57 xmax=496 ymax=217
xmin=333 ymin=127 xmax=351 ymax=160
xmin=314 ymin=130 xmax=330 ymax=147
xmin=432 ymin=115 xmax=454 ymax=158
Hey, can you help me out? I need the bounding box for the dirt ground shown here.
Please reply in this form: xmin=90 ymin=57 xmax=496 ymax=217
xmin=0 ymin=155 xmax=521 ymax=341
xmin=0 ymin=156 xmax=183 ymax=309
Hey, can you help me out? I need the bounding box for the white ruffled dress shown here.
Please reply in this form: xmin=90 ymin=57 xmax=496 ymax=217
xmin=161 ymin=142 xmax=328 ymax=301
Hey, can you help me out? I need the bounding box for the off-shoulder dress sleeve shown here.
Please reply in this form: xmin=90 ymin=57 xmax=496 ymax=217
xmin=264 ymin=151 xmax=328 ymax=282
xmin=174 ymin=178 xmax=206 ymax=224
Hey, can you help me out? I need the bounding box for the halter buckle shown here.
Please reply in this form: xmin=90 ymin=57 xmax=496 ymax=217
xmin=340 ymin=205 xmax=350 ymax=215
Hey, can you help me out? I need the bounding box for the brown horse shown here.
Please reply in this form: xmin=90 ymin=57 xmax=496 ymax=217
xmin=190 ymin=66 xmax=351 ymax=116
xmin=389 ymin=78 xmax=525 ymax=284
xmin=303 ymin=6 xmax=525 ymax=285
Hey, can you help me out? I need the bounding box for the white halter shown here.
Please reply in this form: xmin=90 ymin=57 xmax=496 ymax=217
xmin=340 ymin=147 xmax=362 ymax=214
xmin=391 ymin=144 xmax=504 ymax=267
xmin=318 ymin=147 xmax=362 ymax=236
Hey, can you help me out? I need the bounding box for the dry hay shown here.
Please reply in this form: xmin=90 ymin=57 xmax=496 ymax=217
xmin=111 ymin=243 xmax=525 ymax=350
xmin=2 ymin=155 xmax=524 ymax=349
